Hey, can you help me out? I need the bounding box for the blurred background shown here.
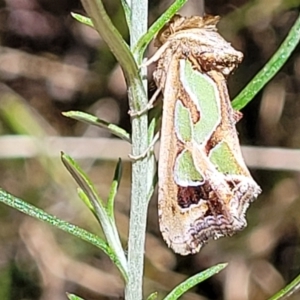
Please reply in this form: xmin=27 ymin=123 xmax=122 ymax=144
xmin=0 ymin=0 xmax=300 ymax=299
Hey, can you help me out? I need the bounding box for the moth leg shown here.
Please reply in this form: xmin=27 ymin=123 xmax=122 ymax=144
xmin=128 ymin=132 xmax=160 ymax=161
xmin=140 ymin=41 xmax=171 ymax=67
xmin=233 ymin=110 xmax=243 ymax=123
xmin=129 ymin=87 xmax=161 ymax=117
xmin=188 ymin=55 xmax=203 ymax=72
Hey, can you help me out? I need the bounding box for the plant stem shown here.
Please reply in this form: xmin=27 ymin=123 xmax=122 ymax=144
xmin=125 ymin=1 xmax=149 ymax=299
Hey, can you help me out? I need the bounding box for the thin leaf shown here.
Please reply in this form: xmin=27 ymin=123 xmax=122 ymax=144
xmin=146 ymin=117 xmax=157 ymax=198
xmin=71 ymin=12 xmax=94 ymax=27
xmin=0 ymin=189 xmax=123 ymax=271
xmin=63 ymin=111 xmax=131 ymax=142
xmin=61 ymin=152 xmax=128 ymax=280
xmin=80 ymin=0 xmax=145 ymax=112
xmin=147 ymin=117 xmax=156 ymax=144
xmin=61 ymin=152 xmax=106 ymax=213
xmin=133 ymin=0 xmax=188 ymax=59
xmin=107 ymin=158 xmax=122 ymax=220
xmin=164 ymin=263 xmax=228 ymax=300
xmin=147 ymin=171 xmax=157 ymax=203
xmin=268 ymin=272 xmax=300 ymax=300
xmin=232 ymin=14 xmax=300 ymax=110
xmin=77 ymin=188 xmax=95 ymax=214
xmin=67 ymin=293 xmax=85 ymax=300
xmin=120 ymin=0 xmax=131 ymax=30
xmin=147 ymin=292 xmax=158 ymax=300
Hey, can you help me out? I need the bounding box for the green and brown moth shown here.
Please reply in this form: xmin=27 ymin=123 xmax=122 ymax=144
xmin=147 ymin=15 xmax=261 ymax=255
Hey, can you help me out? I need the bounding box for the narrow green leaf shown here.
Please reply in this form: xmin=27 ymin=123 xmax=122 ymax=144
xmin=71 ymin=12 xmax=94 ymax=27
xmin=133 ymin=0 xmax=188 ymax=59
xmin=268 ymin=272 xmax=300 ymax=300
xmin=63 ymin=111 xmax=131 ymax=142
xmin=80 ymin=0 xmax=144 ymax=112
xmin=107 ymin=158 xmax=123 ymax=220
xmin=67 ymin=293 xmax=85 ymax=300
xmin=147 ymin=117 xmax=156 ymax=144
xmin=146 ymin=117 xmax=158 ymax=203
xmin=120 ymin=0 xmax=131 ymax=30
xmin=164 ymin=263 xmax=228 ymax=300
xmin=61 ymin=152 xmax=106 ymax=214
xmin=148 ymin=171 xmax=158 ymax=203
xmin=77 ymin=188 xmax=95 ymax=214
xmin=232 ymin=14 xmax=300 ymax=110
xmin=0 ymin=189 xmax=121 ymax=269
xmin=61 ymin=153 xmax=128 ymax=280
xmin=147 ymin=291 xmax=158 ymax=300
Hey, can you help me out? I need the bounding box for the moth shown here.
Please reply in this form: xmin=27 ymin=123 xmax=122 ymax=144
xmin=146 ymin=15 xmax=261 ymax=255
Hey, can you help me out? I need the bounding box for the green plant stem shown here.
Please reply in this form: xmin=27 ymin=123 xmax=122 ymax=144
xmin=125 ymin=1 xmax=149 ymax=300
xmin=78 ymin=3 xmax=152 ymax=295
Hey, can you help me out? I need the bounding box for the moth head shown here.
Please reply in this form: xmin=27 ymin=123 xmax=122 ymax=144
xmin=155 ymin=14 xmax=220 ymax=47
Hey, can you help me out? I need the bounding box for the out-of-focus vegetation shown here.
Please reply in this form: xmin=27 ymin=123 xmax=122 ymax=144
xmin=0 ymin=0 xmax=300 ymax=299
